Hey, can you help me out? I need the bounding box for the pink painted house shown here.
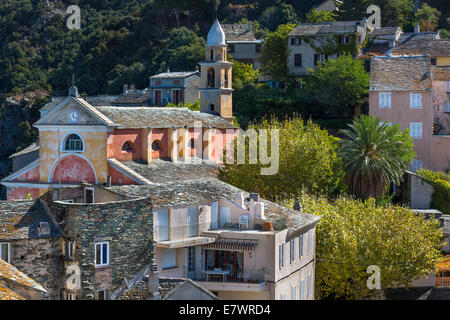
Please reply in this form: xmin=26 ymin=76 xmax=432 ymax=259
xmin=369 ymin=55 xmax=450 ymax=172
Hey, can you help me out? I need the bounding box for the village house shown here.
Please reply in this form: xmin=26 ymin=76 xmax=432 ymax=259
xmin=149 ymin=70 xmax=200 ymax=106
xmin=222 ymin=23 xmax=263 ymax=68
xmin=286 ymin=20 xmax=369 ymax=87
xmin=369 ymin=55 xmax=450 ymax=172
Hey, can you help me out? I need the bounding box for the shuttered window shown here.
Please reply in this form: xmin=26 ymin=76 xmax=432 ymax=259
xmin=187 ymin=206 xmax=197 ymax=237
xmin=300 ymin=279 xmax=305 ymax=300
xmin=379 ymin=92 xmax=391 ymax=108
xmin=157 ymin=209 xmax=169 ymax=241
xmin=410 ymin=122 xmax=423 ymax=139
xmin=279 ymin=243 xmax=285 ymax=269
xmin=211 ymin=202 xmax=218 ymax=229
xmin=307 ymin=273 xmax=312 ymax=298
xmin=294 ymin=54 xmax=302 ymax=67
xmin=410 ymin=93 xmax=422 ymax=108
xmin=291 ymin=286 xmax=297 ymax=300
xmin=162 ymin=249 xmax=176 ymax=269
xmin=299 ymin=233 xmax=304 ymax=258
xmin=290 ymin=239 xmax=295 ymax=263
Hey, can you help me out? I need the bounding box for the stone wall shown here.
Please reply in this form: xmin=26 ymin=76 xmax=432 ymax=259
xmin=50 ymin=196 xmax=154 ymax=299
xmin=9 ymin=238 xmax=65 ymax=300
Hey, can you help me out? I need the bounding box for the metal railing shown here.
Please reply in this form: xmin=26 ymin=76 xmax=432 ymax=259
xmin=198 ymin=267 xmax=270 ymax=284
xmin=436 ymin=277 xmax=450 ymax=287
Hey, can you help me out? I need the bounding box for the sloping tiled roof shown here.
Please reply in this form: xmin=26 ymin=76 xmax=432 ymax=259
xmin=9 ymin=141 xmax=39 ymax=159
xmin=0 ymin=284 xmax=25 ymax=300
xmin=370 ymin=55 xmax=432 ymax=91
xmin=432 ymin=66 xmax=450 ymax=81
xmin=95 ymin=107 xmax=236 ymax=129
xmin=113 ymin=90 xmax=152 ymax=105
xmin=369 ymin=26 xmax=401 ymax=38
xmin=107 ymin=178 xmax=320 ymax=230
xmin=222 ymin=23 xmax=257 ymax=41
xmin=0 ymin=200 xmax=61 ymax=241
xmin=0 ymin=259 xmax=47 ymax=293
xmin=119 ymin=159 xmax=219 ymax=184
xmin=40 ymin=95 xmax=119 ymax=112
xmin=149 ymin=71 xmax=199 ymax=79
xmin=288 ymin=21 xmax=360 ymax=36
xmin=390 ymin=34 xmax=449 ymax=57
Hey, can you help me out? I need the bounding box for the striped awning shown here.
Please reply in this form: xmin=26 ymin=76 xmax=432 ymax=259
xmin=204 ymin=239 xmax=258 ymax=251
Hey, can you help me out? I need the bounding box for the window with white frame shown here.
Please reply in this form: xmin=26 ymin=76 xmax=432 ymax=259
xmin=95 ymin=241 xmax=109 ymax=267
xmin=279 ymin=243 xmax=285 ymax=269
xmin=84 ymin=188 xmax=94 ymax=204
xmin=308 ymin=230 xmax=313 ymax=253
xmin=300 ymin=279 xmax=305 ymax=300
xmin=299 ymin=234 xmax=304 ymax=258
xmin=379 ymin=92 xmax=391 ymax=108
xmin=65 ymin=241 xmax=74 ymax=260
xmin=291 ymin=285 xmax=297 ymax=300
xmin=162 ymin=248 xmax=176 ymax=269
xmin=157 ymin=209 xmax=169 ymax=241
xmin=410 ymin=93 xmax=422 ymax=108
xmin=290 ymin=239 xmax=295 ymax=263
xmin=64 ymin=134 xmax=83 ymax=151
xmin=307 ymin=273 xmax=312 ymax=298
xmin=0 ymin=242 xmax=10 ymax=263
xmin=97 ymin=289 xmax=107 ymax=300
xmin=410 ymin=122 xmax=423 ymax=139
xmin=411 ymin=159 xmax=423 ymax=172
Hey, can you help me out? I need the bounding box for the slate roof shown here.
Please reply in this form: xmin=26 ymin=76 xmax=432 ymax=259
xmin=9 ymin=141 xmax=39 ymax=159
xmin=119 ymin=159 xmax=219 ymax=184
xmin=432 ymin=66 xmax=450 ymax=81
xmin=40 ymin=95 xmax=119 ymax=111
xmin=390 ymin=34 xmax=449 ymax=57
xmin=0 ymin=284 xmax=25 ymax=300
xmin=368 ymin=26 xmax=401 ymax=39
xmin=0 ymin=200 xmax=61 ymax=241
xmin=222 ymin=23 xmax=257 ymax=41
xmin=95 ymin=107 xmax=236 ymax=129
xmin=370 ymin=55 xmax=432 ymax=91
xmin=107 ymin=178 xmax=321 ymax=230
xmin=288 ymin=21 xmax=360 ymax=37
xmin=149 ymin=71 xmax=199 ymax=79
xmin=112 ymin=90 xmax=152 ymax=105
xmin=0 ymin=259 xmax=47 ymax=294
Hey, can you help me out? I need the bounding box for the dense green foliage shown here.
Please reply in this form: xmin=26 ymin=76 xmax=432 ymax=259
xmin=219 ymin=117 xmax=345 ymax=201
xmin=229 ymin=57 xmax=259 ymax=90
xmin=304 ymin=54 xmax=369 ymax=117
xmin=305 ymin=9 xmax=337 ymax=23
xmin=417 ymin=169 xmax=450 ymax=214
xmin=296 ymin=194 xmax=443 ymax=299
xmin=339 ymin=115 xmax=415 ymax=199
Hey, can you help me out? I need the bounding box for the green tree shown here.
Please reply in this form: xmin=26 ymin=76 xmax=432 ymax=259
xmin=260 ymin=24 xmax=295 ymax=85
xmin=304 ymin=54 xmax=369 ymax=116
xmin=219 ymin=116 xmax=345 ymax=201
xmin=229 ymin=57 xmax=259 ymax=90
xmin=259 ymin=2 xmax=298 ymax=31
xmin=305 ymin=9 xmax=337 ymax=23
xmin=415 ymin=3 xmax=442 ymax=31
xmin=298 ymin=194 xmax=443 ymax=299
xmin=339 ymin=115 xmax=415 ymax=199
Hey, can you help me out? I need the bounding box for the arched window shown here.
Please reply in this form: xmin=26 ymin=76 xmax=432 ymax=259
xmin=210 ymin=49 xmax=214 ymax=61
xmin=207 ymin=68 xmax=215 ymax=88
xmin=190 ymin=138 xmax=195 ymax=149
xmin=64 ymin=134 xmax=83 ymax=151
xmin=224 ymin=72 xmax=229 ymax=88
xmin=152 ymin=140 xmax=161 ymax=151
xmin=121 ymin=141 xmax=133 ymax=152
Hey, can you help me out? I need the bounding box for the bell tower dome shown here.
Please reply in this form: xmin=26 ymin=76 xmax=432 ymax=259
xmin=199 ymin=19 xmax=233 ymax=123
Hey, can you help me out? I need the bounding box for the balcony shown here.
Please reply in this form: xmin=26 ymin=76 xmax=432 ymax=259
xmin=195 ymin=267 xmax=269 ymax=292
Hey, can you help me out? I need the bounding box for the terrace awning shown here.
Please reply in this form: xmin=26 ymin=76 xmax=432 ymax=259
xmin=204 ymin=239 xmax=258 ymax=251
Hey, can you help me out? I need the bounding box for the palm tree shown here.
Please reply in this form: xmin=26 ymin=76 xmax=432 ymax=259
xmin=339 ymin=115 xmax=415 ymax=199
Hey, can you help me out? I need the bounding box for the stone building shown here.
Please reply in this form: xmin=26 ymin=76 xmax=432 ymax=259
xmin=0 ymin=199 xmax=64 ymax=299
xmin=222 ymin=23 xmax=263 ymax=68
xmin=149 ymin=70 xmax=200 ymax=106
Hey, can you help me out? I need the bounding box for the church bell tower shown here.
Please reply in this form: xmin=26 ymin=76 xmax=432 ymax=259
xmin=199 ymin=19 xmax=233 ymax=123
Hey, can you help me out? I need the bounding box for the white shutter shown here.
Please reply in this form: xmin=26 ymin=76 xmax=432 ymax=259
xmin=410 ymin=93 xmax=422 ymax=108
xmin=308 ymin=230 xmax=313 ymax=252
xmin=291 ymin=286 xmax=297 ymax=300
xmin=379 ymin=92 xmax=391 ymax=108
xmin=444 ymin=101 xmax=450 ymax=113
xmin=410 ymin=122 xmax=422 ymax=138
xmin=219 ymin=207 xmax=231 ymax=227
xmin=307 ymin=273 xmax=312 ymax=298
xmin=300 ymin=279 xmax=305 ymax=299
xmin=157 ymin=209 xmax=169 ymax=241
xmin=211 ymin=201 xmax=218 ymax=229
xmin=162 ymin=249 xmax=176 ymax=269
xmin=187 ymin=206 xmax=197 ymax=237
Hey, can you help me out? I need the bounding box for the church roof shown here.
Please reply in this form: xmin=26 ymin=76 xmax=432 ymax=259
xmin=207 ymin=19 xmax=226 ymax=45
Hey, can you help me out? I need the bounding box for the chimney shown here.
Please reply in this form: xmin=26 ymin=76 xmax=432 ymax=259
xmin=123 ymin=84 xmax=128 ymax=94
xmin=414 ymin=23 xmax=420 ymax=33
xmin=254 ymin=202 xmax=265 ymax=219
xmin=235 ymin=192 xmax=245 ymax=208
xmin=148 ymin=257 xmax=160 ymax=300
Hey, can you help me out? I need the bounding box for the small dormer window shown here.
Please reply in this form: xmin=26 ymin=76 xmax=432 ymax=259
xmin=37 ymin=222 xmax=50 ymax=237
xmin=64 ymin=134 xmax=83 ymax=151
xmin=121 ymin=141 xmax=133 ymax=152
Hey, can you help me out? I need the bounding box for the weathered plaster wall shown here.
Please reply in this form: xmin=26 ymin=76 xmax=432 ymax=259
xmin=107 ymin=129 xmax=143 ymax=161
xmin=13 ymin=165 xmax=39 ymax=182
xmin=7 ymin=187 xmax=40 ymax=200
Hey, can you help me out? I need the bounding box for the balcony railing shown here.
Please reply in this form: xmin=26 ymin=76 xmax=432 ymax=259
xmin=436 ymin=277 xmax=450 ymax=287
xmin=197 ymin=267 xmax=270 ymax=284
